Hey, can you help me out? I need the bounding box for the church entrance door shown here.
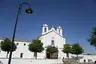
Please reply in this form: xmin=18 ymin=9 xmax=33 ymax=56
xmin=46 ymin=52 xmax=50 ymax=59
xmin=46 ymin=52 xmax=58 ymax=59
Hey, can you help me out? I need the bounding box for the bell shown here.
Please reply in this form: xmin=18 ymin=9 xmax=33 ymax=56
xmin=25 ymin=8 xmax=33 ymax=14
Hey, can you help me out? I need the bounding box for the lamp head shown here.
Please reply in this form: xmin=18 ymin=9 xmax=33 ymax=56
xmin=25 ymin=8 xmax=33 ymax=14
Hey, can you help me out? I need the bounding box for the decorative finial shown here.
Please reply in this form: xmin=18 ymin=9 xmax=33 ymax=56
xmin=51 ymin=25 xmax=55 ymax=30
xmin=43 ymin=24 xmax=48 ymax=27
xmin=52 ymin=25 xmax=54 ymax=28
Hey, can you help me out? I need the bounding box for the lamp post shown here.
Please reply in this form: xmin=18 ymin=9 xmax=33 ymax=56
xmin=8 ymin=2 xmax=33 ymax=64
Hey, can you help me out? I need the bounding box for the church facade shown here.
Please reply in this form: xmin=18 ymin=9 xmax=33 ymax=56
xmin=0 ymin=24 xmax=66 ymax=59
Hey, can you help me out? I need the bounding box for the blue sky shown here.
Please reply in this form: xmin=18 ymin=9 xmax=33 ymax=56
xmin=0 ymin=0 xmax=96 ymax=54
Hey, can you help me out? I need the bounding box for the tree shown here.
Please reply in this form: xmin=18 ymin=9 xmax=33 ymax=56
xmin=46 ymin=45 xmax=58 ymax=59
xmin=62 ymin=44 xmax=71 ymax=59
xmin=71 ymin=43 xmax=83 ymax=59
xmin=88 ymin=27 xmax=96 ymax=49
xmin=1 ymin=38 xmax=17 ymax=58
xmin=28 ymin=40 xmax=44 ymax=59
xmin=46 ymin=45 xmax=58 ymax=53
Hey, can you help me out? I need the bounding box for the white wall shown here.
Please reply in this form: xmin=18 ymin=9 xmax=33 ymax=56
xmin=0 ymin=58 xmax=63 ymax=64
xmin=79 ymin=55 xmax=96 ymax=62
xmin=0 ymin=40 xmax=36 ymax=58
xmin=40 ymin=31 xmax=65 ymax=48
xmin=0 ymin=25 xmax=66 ymax=59
xmin=0 ymin=32 xmax=66 ymax=59
xmin=39 ymin=31 xmax=66 ymax=59
xmin=12 ymin=41 xmax=34 ymax=58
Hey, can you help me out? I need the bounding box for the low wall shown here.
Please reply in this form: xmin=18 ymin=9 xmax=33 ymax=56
xmin=0 ymin=58 xmax=63 ymax=64
xmin=79 ymin=55 xmax=96 ymax=63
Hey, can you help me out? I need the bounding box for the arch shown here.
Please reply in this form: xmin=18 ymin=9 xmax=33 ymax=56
xmin=46 ymin=52 xmax=58 ymax=59
xmin=59 ymin=29 xmax=60 ymax=34
xmin=44 ymin=27 xmax=47 ymax=32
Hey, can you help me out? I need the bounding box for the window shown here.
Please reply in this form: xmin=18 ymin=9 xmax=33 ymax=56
xmin=20 ymin=53 xmax=23 ymax=58
xmin=44 ymin=28 xmax=47 ymax=32
xmin=24 ymin=43 xmax=26 ymax=46
xmin=59 ymin=29 xmax=60 ymax=34
xmin=0 ymin=61 xmax=3 ymax=64
xmin=51 ymin=40 xmax=54 ymax=45
xmin=1 ymin=41 xmax=3 ymax=44
xmin=16 ymin=43 xmax=19 ymax=45
xmin=84 ymin=59 xmax=86 ymax=62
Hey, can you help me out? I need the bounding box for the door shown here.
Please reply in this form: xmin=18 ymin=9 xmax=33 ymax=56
xmin=20 ymin=53 xmax=23 ymax=58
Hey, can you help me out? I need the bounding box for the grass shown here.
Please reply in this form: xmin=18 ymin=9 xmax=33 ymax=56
xmin=63 ymin=59 xmax=80 ymax=64
xmin=63 ymin=59 xmax=95 ymax=64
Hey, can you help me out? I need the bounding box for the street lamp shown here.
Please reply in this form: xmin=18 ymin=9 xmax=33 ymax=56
xmin=8 ymin=2 xmax=33 ymax=64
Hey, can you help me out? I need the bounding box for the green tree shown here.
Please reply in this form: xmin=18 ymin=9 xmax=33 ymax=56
xmin=46 ymin=45 xmax=58 ymax=53
xmin=28 ymin=40 xmax=44 ymax=59
xmin=71 ymin=43 xmax=84 ymax=59
xmin=62 ymin=44 xmax=71 ymax=59
xmin=46 ymin=45 xmax=58 ymax=59
xmin=0 ymin=41 xmax=3 ymax=47
xmin=88 ymin=27 xmax=96 ymax=49
xmin=1 ymin=38 xmax=17 ymax=58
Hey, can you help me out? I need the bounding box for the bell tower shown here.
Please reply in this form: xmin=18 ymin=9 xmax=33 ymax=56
xmin=42 ymin=24 xmax=48 ymax=34
xmin=57 ymin=26 xmax=63 ymax=36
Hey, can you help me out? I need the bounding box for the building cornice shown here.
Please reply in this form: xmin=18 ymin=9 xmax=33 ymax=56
xmin=39 ymin=30 xmax=64 ymax=38
xmin=0 ymin=37 xmax=32 ymax=42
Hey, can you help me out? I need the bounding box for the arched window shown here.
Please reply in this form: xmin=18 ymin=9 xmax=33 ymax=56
xmin=20 ymin=53 xmax=23 ymax=58
xmin=59 ymin=29 xmax=60 ymax=34
xmin=16 ymin=43 xmax=19 ymax=45
xmin=24 ymin=43 xmax=26 ymax=46
xmin=44 ymin=27 xmax=47 ymax=32
xmin=51 ymin=40 xmax=54 ymax=45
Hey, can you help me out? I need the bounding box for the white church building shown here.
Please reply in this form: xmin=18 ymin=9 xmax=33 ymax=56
xmin=0 ymin=24 xmax=66 ymax=59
